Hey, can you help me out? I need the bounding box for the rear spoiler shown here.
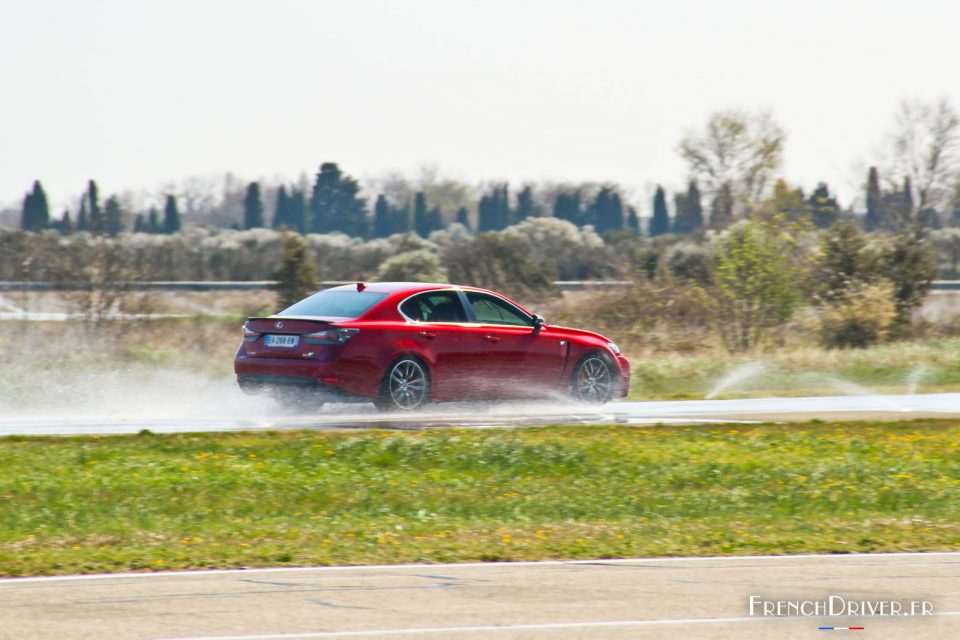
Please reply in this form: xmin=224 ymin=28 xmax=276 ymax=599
xmin=245 ymin=315 xmax=349 ymax=323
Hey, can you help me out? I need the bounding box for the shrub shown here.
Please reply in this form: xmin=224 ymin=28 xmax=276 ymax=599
xmin=443 ymin=233 xmax=558 ymax=301
xmin=375 ymin=249 xmax=448 ymax=283
xmin=818 ymin=282 xmax=897 ymax=348
xmin=712 ymin=220 xmax=803 ymax=352
xmin=665 ymin=242 xmax=713 ymax=285
xmin=272 ymin=233 xmax=315 ymax=309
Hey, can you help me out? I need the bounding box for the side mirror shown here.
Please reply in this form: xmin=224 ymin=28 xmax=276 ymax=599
xmin=532 ymin=313 xmax=545 ymax=336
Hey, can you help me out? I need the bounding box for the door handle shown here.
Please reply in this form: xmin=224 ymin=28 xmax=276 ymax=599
xmin=483 ymin=335 xmax=502 ymax=343
xmin=419 ymin=331 xmax=436 ymax=339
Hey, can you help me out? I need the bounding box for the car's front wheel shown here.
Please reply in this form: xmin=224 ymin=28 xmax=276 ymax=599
xmin=374 ymin=357 xmax=430 ymax=411
xmin=571 ymin=353 xmax=617 ymax=404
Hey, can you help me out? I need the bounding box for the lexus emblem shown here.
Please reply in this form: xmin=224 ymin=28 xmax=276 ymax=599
xmin=275 ymin=321 xmax=284 ymax=329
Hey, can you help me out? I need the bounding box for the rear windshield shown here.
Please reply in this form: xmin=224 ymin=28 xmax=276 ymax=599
xmin=278 ymin=290 xmax=388 ymax=318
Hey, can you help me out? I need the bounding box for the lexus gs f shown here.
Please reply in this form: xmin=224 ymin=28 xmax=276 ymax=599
xmin=235 ymin=282 xmax=630 ymax=410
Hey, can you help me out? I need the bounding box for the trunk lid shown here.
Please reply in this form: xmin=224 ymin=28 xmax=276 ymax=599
xmin=242 ymin=316 xmax=339 ymax=359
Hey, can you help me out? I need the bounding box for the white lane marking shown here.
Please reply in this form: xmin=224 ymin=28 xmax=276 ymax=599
xmin=3 ymin=551 xmax=960 ymax=585
xmin=150 ymin=612 xmax=960 ymax=640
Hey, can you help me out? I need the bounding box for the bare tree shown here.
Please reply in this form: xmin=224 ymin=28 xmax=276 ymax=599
xmin=887 ymin=98 xmax=960 ymax=214
xmin=678 ymin=110 xmax=785 ymax=213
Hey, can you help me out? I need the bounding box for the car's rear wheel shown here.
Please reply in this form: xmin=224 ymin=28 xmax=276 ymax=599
xmin=375 ymin=357 xmax=430 ymax=411
xmin=571 ymin=353 xmax=616 ymax=404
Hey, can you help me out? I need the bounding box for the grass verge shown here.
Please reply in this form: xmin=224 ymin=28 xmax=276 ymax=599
xmin=1 ymin=420 xmax=959 ymax=576
xmin=628 ymin=338 xmax=960 ymax=399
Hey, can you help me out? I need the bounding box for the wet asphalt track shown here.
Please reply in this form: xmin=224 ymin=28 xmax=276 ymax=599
xmin=2 ymin=395 xmax=960 ymax=638
xmin=2 ymin=553 xmax=960 ymax=639
xmin=1 ymin=392 xmax=959 ymax=436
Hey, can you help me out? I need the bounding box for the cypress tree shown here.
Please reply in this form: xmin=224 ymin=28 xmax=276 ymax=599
xmin=272 ymin=185 xmax=290 ymax=230
xmin=77 ymin=198 xmax=88 ymax=232
xmin=373 ymin=194 xmax=391 ymax=238
xmin=147 ymin=206 xmax=160 ymax=233
xmin=488 ymin=184 xmax=510 ymax=230
xmin=553 ymin=190 xmax=582 ymax=225
xmin=104 ymin=195 xmax=123 ymax=236
xmin=243 ymin=182 xmax=264 ymax=229
xmin=455 ymin=206 xmax=470 ymax=230
xmin=86 ymin=180 xmax=102 ymax=235
xmin=20 ymin=190 xmax=34 ymax=231
xmin=289 ymin=189 xmax=307 ymax=234
xmin=808 ymin=183 xmax=839 ymax=229
xmin=673 ymin=181 xmax=704 ymax=234
xmin=21 ymin=181 xmax=50 ymax=231
xmin=309 ymin=162 xmax=367 ymax=237
xmin=392 ymin=200 xmax=411 ymax=234
xmin=60 ymin=209 xmax=73 ymax=235
xmin=478 ymin=185 xmax=509 ymax=232
xmin=427 ymin=206 xmax=443 ymax=235
xmin=478 ymin=193 xmax=494 ymax=232
xmin=865 ymin=167 xmax=883 ymax=231
xmin=32 ymin=181 xmax=49 ymax=230
xmin=163 ymin=195 xmax=181 ymax=234
xmin=515 ymin=185 xmax=538 ymax=222
xmin=649 ymin=186 xmax=670 ymax=236
xmin=589 ymin=187 xmax=624 ymax=234
xmin=499 ymin=185 xmax=511 ymax=229
xmin=413 ymin=192 xmax=429 ymax=237
xmin=626 ymin=206 xmax=640 ymax=236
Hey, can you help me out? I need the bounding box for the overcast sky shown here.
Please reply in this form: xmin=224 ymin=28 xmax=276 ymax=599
xmin=2 ymin=0 xmax=959 ymax=213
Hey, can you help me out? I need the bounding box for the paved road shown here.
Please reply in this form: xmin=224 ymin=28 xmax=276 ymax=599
xmin=1 ymin=393 xmax=959 ymax=436
xmin=2 ymin=554 xmax=959 ymax=639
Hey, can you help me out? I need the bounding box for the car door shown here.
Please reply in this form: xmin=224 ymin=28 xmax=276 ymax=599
xmin=462 ymin=291 xmax=567 ymax=398
xmin=397 ymin=290 xmax=479 ymax=400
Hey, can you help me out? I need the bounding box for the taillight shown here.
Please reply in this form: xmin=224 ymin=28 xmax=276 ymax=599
xmin=242 ymin=325 xmax=259 ymax=342
xmin=305 ymin=328 xmax=360 ymax=345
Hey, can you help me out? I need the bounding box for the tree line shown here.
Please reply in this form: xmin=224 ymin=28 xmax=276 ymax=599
xmin=17 ymin=99 xmax=960 ymax=241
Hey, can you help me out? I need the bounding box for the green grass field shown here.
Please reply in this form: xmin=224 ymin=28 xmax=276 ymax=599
xmin=1 ymin=420 xmax=958 ymax=576
xmin=628 ymin=338 xmax=960 ymax=399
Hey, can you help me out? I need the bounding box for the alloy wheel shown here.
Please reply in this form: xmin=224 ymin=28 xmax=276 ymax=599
xmin=387 ymin=359 xmax=428 ymax=409
xmin=574 ymin=356 xmax=614 ymax=403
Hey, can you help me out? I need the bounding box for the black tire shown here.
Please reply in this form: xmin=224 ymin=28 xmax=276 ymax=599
xmin=374 ymin=357 xmax=431 ymax=411
xmin=570 ymin=353 xmax=617 ymax=404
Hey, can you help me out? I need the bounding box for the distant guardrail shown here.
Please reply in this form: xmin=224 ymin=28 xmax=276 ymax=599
xmin=0 ymin=280 xmax=637 ymax=292
xmin=0 ymin=280 xmax=957 ymax=292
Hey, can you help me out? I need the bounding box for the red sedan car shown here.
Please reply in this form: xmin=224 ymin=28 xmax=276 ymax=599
xmin=235 ymin=282 xmax=630 ymax=410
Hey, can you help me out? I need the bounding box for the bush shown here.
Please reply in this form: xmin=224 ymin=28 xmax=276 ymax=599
xmin=548 ymin=281 xmax=714 ymax=353
xmin=712 ymin=221 xmax=803 ymax=352
xmin=272 ymin=232 xmax=316 ymax=309
xmin=818 ymin=282 xmax=897 ymax=348
xmin=665 ymin=242 xmax=712 ymax=285
xmin=501 ymin=217 xmax=618 ymax=280
xmin=443 ymin=233 xmax=558 ymax=301
xmin=375 ymin=249 xmax=448 ymax=282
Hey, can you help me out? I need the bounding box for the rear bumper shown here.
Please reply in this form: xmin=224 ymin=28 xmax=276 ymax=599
xmin=234 ymin=353 xmax=377 ymax=400
xmin=236 ymin=374 xmax=366 ymax=402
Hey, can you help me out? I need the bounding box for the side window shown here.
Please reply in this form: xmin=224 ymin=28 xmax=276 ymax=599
xmin=466 ymin=292 xmax=532 ymax=327
xmin=400 ymin=292 xmax=467 ymax=323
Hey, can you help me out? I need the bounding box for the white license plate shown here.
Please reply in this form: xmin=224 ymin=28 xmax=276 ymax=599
xmin=265 ymin=334 xmax=299 ymax=348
